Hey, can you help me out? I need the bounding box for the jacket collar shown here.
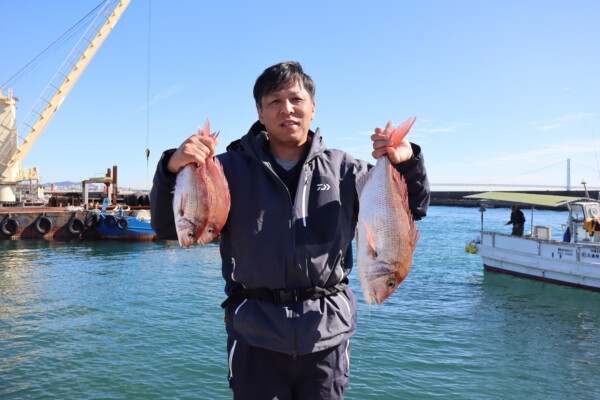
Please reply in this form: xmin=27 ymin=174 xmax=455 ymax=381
xmin=233 ymin=120 xmax=326 ymax=163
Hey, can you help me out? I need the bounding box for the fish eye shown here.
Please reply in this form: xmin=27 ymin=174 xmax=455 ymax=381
xmin=187 ymin=231 xmax=195 ymax=238
xmin=208 ymin=227 xmax=214 ymax=233
xmin=386 ymin=279 xmax=395 ymax=290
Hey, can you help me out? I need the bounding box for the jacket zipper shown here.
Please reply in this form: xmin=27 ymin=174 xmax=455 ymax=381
xmin=261 ymin=160 xmax=298 ymax=356
xmin=291 ymin=162 xmax=312 ymax=358
xmin=258 ymin=158 xmax=314 ymax=358
xmin=301 ymin=174 xmax=309 ymax=227
xmin=290 ymin=177 xmax=299 ymax=360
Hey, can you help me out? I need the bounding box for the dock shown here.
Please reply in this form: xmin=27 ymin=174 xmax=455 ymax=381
xmin=0 ymin=203 xmax=155 ymax=241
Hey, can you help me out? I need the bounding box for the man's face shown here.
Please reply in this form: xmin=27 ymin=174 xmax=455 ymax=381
xmin=256 ymin=81 xmax=315 ymax=149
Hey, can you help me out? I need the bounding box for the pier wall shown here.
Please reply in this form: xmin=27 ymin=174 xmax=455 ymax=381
xmin=0 ymin=208 xmax=90 ymax=240
xmin=0 ymin=207 xmax=149 ymax=240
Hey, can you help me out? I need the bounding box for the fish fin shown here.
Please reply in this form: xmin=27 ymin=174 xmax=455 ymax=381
xmin=196 ymin=120 xmax=210 ymax=137
xmin=410 ymin=220 xmax=420 ymax=249
xmin=204 ymin=120 xmax=210 ymax=136
xmin=390 ymin=166 xmax=412 ymax=217
xmin=360 ymin=219 xmax=378 ymax=260
xmin=389 ymin=166 xmax=420 ymax=249
xmin=356 ymin=167 xmax=376 ymax=197
xmin=382 ymin=120 xmax=394 ymax=140
xmin=177 ymin=190 xmax=187 ymax=217
xmin=213 ymin=156 xmax=228 ymax=181
xmin=389 ymin=164 xmax=408 ymax=200
xmin=389 ymin=116 xmax=416 ymax=148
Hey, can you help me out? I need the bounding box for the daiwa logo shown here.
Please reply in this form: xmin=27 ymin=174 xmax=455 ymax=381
xmin=316 ymin=183 xmax=331 ymax=191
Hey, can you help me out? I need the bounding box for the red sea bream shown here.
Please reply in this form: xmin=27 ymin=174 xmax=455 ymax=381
xmin=356 ymin=117 xmax=420 ymax=304
xmin=173 ymin=121 xmax=230 ymax=247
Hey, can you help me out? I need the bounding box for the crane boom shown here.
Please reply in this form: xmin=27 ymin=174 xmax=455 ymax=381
xmin=0 ymin=0 xmax=130 ymax=193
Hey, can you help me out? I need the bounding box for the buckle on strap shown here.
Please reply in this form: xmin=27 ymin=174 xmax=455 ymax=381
xmin=273 ymin=288 xmax=299 ymax=304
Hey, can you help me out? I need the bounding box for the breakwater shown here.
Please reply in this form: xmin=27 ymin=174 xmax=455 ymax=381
xmin=431 ymin=189 xmax=600 ymax=210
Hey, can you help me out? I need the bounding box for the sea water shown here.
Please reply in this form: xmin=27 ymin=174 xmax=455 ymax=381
xmin=1 ymin=206 xmax=600 ymax=399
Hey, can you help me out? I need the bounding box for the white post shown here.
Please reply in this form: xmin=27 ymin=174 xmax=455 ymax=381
xmin=567 ymin=158 xmax=571 ymax=190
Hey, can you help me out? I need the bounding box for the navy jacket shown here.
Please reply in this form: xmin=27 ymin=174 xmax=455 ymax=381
xmin=150 ymin=122 xmax=430 ymax=356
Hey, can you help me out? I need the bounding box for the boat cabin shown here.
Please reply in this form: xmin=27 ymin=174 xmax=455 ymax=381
xmin=464 ymin=192 xmax=600 ymax=244
xmin=569 ymin=200 xmax=600 ymax=243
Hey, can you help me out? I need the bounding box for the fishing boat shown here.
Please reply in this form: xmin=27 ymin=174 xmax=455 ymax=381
xmin=85 ymin=198 xmax=156 ymax=241
xmin=464 ymin=192 xmax=600 ymax=291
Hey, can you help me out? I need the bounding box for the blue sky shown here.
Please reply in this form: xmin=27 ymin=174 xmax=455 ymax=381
xmin=1 ymin=0 xmax=599 ymax=191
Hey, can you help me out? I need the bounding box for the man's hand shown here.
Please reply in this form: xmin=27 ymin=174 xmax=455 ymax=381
xmin=371 ymin=121 xmax=413 ymax=164
xmin=167 ymin=133 xmax=217 ymax=174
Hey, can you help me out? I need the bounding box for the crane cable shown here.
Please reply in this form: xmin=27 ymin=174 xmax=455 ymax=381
xmin=145 ymin=0 xmax=152 ymax=188
xmin=1 ymin=1 xmax=105 ymax=90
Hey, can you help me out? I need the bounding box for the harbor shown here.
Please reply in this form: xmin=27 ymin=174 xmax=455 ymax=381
xmin=0 ymin=165 xmax=156 ymax=241
xmin=3 ymin=205 xmax=599 ymax=399
xmin=2 ymin=0 xmax=599 ymax=399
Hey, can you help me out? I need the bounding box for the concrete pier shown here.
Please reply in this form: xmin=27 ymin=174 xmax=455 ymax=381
xmin=431 ymin=190 xmax=599 ymax=210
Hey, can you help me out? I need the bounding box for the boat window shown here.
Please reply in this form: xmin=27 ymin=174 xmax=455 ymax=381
xmin=571 ymin=204 xmax=585 ymax=222
xmin=588 ymin=204 xmax=600 ymax=218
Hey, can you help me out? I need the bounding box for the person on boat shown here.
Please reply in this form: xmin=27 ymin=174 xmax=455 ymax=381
xmin=150 ymin=61 xmax=430 ymax=400
xmin=505 ymin=205 xmax=526 ymax=236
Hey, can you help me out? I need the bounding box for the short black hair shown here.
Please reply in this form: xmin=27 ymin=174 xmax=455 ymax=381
xmin=253 ymin=61 xmax=315 ymax=108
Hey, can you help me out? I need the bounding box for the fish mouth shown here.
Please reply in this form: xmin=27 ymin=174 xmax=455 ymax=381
xmin=365 ymin=289 xmax=384 ymax=305
xmin=368 ymin=287 xmax=391 ymax=305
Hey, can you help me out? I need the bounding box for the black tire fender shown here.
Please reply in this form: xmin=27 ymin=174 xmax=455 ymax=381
xmin=117 ymin=217 xmax=129 ymax=230
xmin=67 ymin=217 xmax=85 ymax=236
xmin=35 ymin=216 xmax=53 ymax=235
xmin=1 ymin=218 xmax=19 ymax=236
xmin=104 ymin=214 xmax=117 ymax=228
xmin=85 ymin=212 xmax=101 ymax=227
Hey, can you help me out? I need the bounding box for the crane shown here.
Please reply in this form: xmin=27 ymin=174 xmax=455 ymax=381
xmin=0 ymin=0 xmax=131 ymax=203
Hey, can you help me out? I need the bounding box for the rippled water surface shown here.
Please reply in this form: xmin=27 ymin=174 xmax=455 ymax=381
xmin=2 ymin=206 xmax=600 ymax=399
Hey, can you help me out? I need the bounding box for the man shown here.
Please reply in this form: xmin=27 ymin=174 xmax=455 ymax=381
xmin=150 ymin=61 xmax=430 ymax=399
xmin=506 ymin=205 xmax=526 ymax=236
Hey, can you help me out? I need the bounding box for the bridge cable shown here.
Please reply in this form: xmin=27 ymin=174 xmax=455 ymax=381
xmin=467 ymin=159 xmax=566 ymax=184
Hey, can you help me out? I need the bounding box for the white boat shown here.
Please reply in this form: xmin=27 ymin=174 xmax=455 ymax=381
xmin=465 ymin=192 xmax=600 ymax=291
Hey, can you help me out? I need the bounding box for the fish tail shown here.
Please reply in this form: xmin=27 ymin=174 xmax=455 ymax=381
xmin=389 ymin=117 xmax=417 ymax=148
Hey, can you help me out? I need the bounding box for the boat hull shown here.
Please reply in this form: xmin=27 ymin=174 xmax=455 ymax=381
xmin=86 ymin=211 xmax=157 ymax=241
xmin=476 ymin=231 xmax=600 ymax=291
